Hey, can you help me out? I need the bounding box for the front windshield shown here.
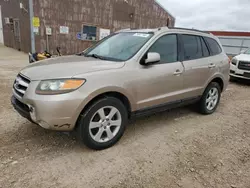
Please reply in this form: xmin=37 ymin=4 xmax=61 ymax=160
xmin=85 ymin=32 xmax=153 ymax=61
xmin=244 ymin=49 xmax=250 ymax=54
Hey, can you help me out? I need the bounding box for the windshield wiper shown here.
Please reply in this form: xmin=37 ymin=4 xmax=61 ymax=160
xmin=85 ymin=54 xmax=123 ymax=62
xmin=76 ymin=51 xmax=85 ymax=56
xmin=85 ymin=54 xmax=107 ymax=60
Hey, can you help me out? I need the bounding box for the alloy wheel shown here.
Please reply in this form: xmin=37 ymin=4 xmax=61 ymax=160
xmin=206 ymin=87 xmax=219 ymax=111
xmin=89 ymin=106 xmax=122 ymax=143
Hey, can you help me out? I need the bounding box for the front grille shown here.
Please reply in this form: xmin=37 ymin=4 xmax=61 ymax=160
xmin=13 ymin=74 xmax=30 ymax=98
xmin=238 ymin=61 xmax=250 ymax=71
xmin=244 ymin=72 xmax=250 ymax=78
xmin=12 ymin=96 xmax=30 ymax=113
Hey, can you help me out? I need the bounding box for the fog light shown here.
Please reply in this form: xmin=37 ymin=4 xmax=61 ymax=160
xmin=38 ymin=121 xmax=50 ymax=129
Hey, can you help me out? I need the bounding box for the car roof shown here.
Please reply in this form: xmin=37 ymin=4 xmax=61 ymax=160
xmin=117 ymin=27 xmax=214 ymax=38
xmin=116 ymin=28 xmax=158 ymax=33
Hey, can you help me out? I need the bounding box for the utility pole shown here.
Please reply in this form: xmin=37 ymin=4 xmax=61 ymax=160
xmin=29 ymin=0 xmax=35 ymax=53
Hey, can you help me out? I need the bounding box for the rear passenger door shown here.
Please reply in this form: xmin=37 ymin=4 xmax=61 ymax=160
xmin=181 ymin=34 xmax=215 ymax=98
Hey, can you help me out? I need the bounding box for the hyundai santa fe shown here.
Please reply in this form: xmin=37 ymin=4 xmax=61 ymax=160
xmin=11 ymin=27 xmax=230 ymax=150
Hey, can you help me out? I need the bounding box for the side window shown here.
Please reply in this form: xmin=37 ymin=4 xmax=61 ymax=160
xmin=182 ymin=35 xmax=202 ymax=60
xmin=148 ymin=34 xmax=177 ymax=63
xmin=204 ymin=37 xmax=222 ymax=55
xmin=200 ymin=37 xmax=210 ymax=57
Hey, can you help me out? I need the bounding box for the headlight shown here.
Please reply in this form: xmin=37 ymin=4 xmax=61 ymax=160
xmin=231 ymin=58 xmax=237 ymax=65
xmin=36 ymin=79 xmax=86 ymax=95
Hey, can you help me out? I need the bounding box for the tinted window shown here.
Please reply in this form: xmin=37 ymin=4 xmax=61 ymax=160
xmin=200 ymin=37 xmax=210 ymax=57
xmin=204 ymin=37 xmax=222 ymax=55
xmin=182 ymin=35 xmax=202 ymax=60
xmin=148 ymin=35 xmax=177 ymax=63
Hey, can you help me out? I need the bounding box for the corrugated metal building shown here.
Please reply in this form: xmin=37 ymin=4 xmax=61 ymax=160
xmin=210 ymin=31 xmax=250 ymax=57
xmin=0 ymin=0 xmax=175 ymax=54
xmin=0 ymin=0 xmax=30 ymax=52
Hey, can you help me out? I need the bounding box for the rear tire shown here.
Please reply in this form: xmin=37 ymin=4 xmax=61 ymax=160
xmin=76 ymin=97 xmax=128 ymax=150
xmin=198 ymin=82 xmax=221 ymax=115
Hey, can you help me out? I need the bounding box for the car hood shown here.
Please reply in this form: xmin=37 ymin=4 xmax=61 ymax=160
xmin=20 ymin=55 xmax=125 ymax=80
xmin=234 ymin=54 xmax=250 ymax=61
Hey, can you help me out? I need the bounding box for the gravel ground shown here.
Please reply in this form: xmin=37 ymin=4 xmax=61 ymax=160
xmin=0 ymin=45 xmax=250 ymax=188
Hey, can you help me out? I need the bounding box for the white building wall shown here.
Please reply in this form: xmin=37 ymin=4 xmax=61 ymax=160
xmin=217 ymin=36 xmax=250 ymax=56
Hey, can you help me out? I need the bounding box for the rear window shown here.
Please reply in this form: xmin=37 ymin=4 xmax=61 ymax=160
xmin=204 ymin=37 xmax=222 ymax=55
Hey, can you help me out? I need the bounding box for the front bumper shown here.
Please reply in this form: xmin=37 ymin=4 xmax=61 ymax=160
xmin=230 ymin=64 xmax=250 ymax=80
xmin=11 ymin=96 xmax=34 ymax=123
xmin=11 ymin=89 xmax=85 ymax=131
xmin=11 ymin=75 xmax=99 ymax=131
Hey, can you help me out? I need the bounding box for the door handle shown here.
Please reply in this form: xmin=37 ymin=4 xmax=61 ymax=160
xmin=174 ymin=69 xmax=182 ymax=76
xmin=208 ymin=64 xmax=216 ymax=68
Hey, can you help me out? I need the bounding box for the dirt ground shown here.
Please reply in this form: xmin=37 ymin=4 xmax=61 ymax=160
xmin=0 ymin=45 xmax=250 ymax=188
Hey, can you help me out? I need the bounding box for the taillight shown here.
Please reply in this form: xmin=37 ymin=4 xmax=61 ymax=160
xmin=228 ymin=59 xmax=231 ymax=64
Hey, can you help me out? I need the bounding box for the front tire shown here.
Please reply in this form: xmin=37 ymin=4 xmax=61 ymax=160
xmin=198 ymin=82 xmax=221 ymax=115
xmin=76 ymin=97 xmax=128 ymax=150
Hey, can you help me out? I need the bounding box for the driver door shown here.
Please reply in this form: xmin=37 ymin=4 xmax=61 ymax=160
xmin=134 ymin=34 xmax=184 ymax=110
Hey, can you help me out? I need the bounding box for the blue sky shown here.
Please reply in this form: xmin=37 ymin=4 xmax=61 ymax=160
xmin=158 ymin=0 xmax=250 ymax=31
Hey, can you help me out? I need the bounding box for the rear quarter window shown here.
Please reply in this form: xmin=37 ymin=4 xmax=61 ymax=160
xmin=204 ymin=37 xmax=222 ymax=55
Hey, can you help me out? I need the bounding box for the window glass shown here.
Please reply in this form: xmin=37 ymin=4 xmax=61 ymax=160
xmin=204 ymin=37 xmax=222 ymax=55
xmin=182 ymin=35 xmax=202 ymax=60
xmin=200 ymin=37 xmax=210 ymax=57
xmin=86 ymin=32 xmax=153 ymax=61
xmin=82 ymin=25 xmax=97 ymax=41
xmin=148 ymin=35 xmax=177 ymax=63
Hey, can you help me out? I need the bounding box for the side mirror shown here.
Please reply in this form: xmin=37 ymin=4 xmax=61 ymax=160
xmin=142 ymin=52 xmax=160 ymax=65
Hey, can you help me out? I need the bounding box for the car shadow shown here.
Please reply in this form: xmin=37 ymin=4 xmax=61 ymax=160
xmin=4 ymin=105 xmax=197 ymax=155
xmin=124 ymin=106 xmax=197 ymax=141
xmin=230 ymin=78 xmax=250 ymax=86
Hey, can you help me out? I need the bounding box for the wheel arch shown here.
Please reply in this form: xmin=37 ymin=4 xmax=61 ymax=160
xmin=73 ymin=87 xmax=135 ymax=129
xmin=204 ymin=75 xmax=225 ymax=93
xmin=82 ymin=91 xmax=132 ymax=115
xmin=210 ymin=77 xmax=224 ymax=91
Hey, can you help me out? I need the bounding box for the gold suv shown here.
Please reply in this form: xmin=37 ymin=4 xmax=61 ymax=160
xmin=11 ymin=27 xmax=230 ymax=150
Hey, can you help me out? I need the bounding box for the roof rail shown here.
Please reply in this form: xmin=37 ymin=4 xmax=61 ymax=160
xmin=116 ymin=28 xmax=131 ymax=32
xmin=168 ymin=27 xmax=210 ymax=34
